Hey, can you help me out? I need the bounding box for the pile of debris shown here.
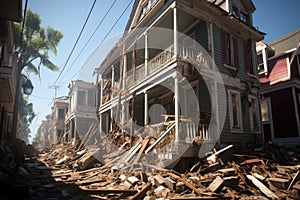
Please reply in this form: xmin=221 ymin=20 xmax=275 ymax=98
xmin=34 ymin=142 xmax=300 ymax=199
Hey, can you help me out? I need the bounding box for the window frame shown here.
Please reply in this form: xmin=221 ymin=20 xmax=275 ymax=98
xmin=228 ymin=89 xmax=243 ymax=132
xmin=248 ymin=95 xmax=260 ymax=133
xmin=58 ymin=108 xmax=65 ymax=119
xmin=77 ymin=90 xmax=87 ymax=106
xmin=224 ymin=32 xmax=233 ymax=67
xmin=257 ymin=47 xmax=268 ymax=76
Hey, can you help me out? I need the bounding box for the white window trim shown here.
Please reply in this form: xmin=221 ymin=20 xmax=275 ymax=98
xmin=258 ymin=47 xmax=268 ymax=75
xmin=77 ymin=90 xmax=87 ymax=106
xmin=248 ymin=95 xmax=260 ymax=133
xmin=228 ymin=89 xmax=243 ymax=132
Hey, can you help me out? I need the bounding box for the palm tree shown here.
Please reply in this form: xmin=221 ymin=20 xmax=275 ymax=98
xmin=11 ymin=9 xmax=63 ymax=143
xmin=14 ymin=9 xmax=63 ymax=76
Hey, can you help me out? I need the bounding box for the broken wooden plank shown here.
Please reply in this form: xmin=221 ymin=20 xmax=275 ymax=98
xmin=288 ymin=170 xmax=300 ymax=190
xmin=145 ymin=122 xmax=176 ymax=154
xmin=129 ymin=182 xmax=152 ymax=200
xmin=79 ymin=186 xmax=137 ymax=196
xmin=154 ymin=174 xmax=166 ymax=187
xmin=166 ymin=172 xmax=202 ymax=196
xmin=206 ymin=145 xmax=233 ymax=163
xmin=246 ymin=174 xmax=278 ymax=199
xmin=133 ymin=138 xmax=149 ymax=164
xmin=267 ymin=177 xmax=290 ymax=190
xmin=207 ymin=176 xmax=223 ymax=193
xmin=240 ymin=158 xmax=262 ymax=165
xmin=165 ymin=177 xmax=177 ymax=191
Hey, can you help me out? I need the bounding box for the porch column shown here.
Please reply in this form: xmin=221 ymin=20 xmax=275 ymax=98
xmin=145 ymin=33 xmax=149 ymax=76
xmin=122 ymin=55 xmax=127 ymax=126
xmin=100 ymin=79 xmax=103 ymax=106
xmin=174 ymin=72 xmax=180 ymax=143
xmin=144 ymin=91 xmax=149 ymax=126
xmin=123 ymin=55 xmax=127 ymax=90
xmin=173 ymin=7 xmax=178 ymax=57
xmin=111 ymin=65 xmax=115 ymax=97
xmin=110 ymin=108 xmax=113 ymax=131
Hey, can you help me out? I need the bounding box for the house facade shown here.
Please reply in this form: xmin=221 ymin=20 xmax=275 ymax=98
xmin=96 ymin=0 xmax=264 ymax=164
xmin=50 ymin=97 xmax=68 ymax=145
xmin=64 ymin=80 xmax=98 ymax=143
xmin=0 ymin=0 xmax=22 ymax=144
xmin=257 ymin=29 xmax=300 ymax=146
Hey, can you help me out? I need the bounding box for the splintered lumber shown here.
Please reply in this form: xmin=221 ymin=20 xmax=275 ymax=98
xmin=118 ymin=138 xmax=142 ymax=168
xmin=133 ymin=138 xmax=149 ymax=164
xmin=166 ymin=172 xmax=202 ymax=196
xmin=207 ymin=176 xmax=223 ymax=192
xmin=206 ymin=145 xmax=233 ymax=163
xmin=129 ymin=182 xmax=152 ymax=200
xmin=246 ymin=174 xmax=278 ymax=199
xmin=288 ymin=170 xmax=300 ymax=190
xmin=79 ymin=186 xmax=137 ymax=196
xmin=145 ymin=122 xmax=176 ymax=154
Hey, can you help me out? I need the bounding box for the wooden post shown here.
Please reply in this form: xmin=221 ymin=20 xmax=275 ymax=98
xmin=173 ymin=7 xmax=178 ymax=57
xmin=174 ymin=72 xmax=180 ymax=143
xmin=145 ymin=33 xmax=148 ymax=75
xmin=144 ymin=91 xmax=148 ymax=126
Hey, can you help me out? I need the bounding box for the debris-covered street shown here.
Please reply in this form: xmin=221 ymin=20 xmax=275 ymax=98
xmin=1 ymin=139 xmax=300 ymax=199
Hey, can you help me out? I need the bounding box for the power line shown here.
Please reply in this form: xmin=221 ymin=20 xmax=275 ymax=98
xmin=100 ymin=0 xmax=134 ymax=44
xmin=31 ymin=95 xmax=53 ymax=100
xmin=59 ymin=0 xmax=134 ymax=85
xmin=53 ymin=0 xmax=97 ymax=85
xmin=59 ymin=0 xmax=118 ymax=82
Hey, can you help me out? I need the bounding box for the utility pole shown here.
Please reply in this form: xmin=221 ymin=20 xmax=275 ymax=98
xmin=49 ymin=85 xmax=60 ymax=99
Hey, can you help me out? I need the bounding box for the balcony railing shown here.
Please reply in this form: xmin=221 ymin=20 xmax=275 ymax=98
xmin=102 ymin=43 xmax=212 ymax=102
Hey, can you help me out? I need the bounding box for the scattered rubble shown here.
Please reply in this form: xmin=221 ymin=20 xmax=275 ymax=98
xmin=1 ymin=139 xmax=300 ymax=199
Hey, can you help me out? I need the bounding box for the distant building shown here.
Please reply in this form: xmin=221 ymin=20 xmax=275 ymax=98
xmin=257 ymin=28 xmax=300 ymax=146
xmin=37 ymin=114 xmax=51 ymax=149
xmin=0 ymin=0 xmax=22 ymax=144
xmin=50 ymin=97 xmax=68 ymax=145
xmin=64 ymin=80 xmax=98 ymax=143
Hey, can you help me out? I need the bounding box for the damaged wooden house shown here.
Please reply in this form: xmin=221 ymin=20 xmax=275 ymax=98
xmin=95 ymin=0 xmax=265 ymax=168
xmin=64 ymin=80 xmax=98 ymax=144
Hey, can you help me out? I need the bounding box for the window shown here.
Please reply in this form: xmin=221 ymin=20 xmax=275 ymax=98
xmin=240 ymin=12 xmax=249 ymax=23
xmin=249 ymin=96 xmax=260 ymax=132
xmin=257 ymin=48 xmax=268 ymax=75
xmin=58 ymin=108 xmax=65 ymax=119
xmin=232 ymin=6 xmax=239 ymax=17
xmin=257 ymin=53 xmax=264 ymax=73
xmin=228 ymin=90 xmax=243 ymax=131
xmin=225 ymin=33 xmax=232 ymax=66
xmin=77 ymin=90 xmax=86 ymax=105
xmin=261 ymin=101 xmax=269 ymax=122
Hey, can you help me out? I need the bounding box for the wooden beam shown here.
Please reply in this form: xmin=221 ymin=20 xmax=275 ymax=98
xmin=246 ymin=174 xmax=278 ymax=199
xmin=133 ymin=138 xmax=150 ymax=164
xmin=166 ymin=172 xmax=202 ymax=196
xmin=129 ymin=182 xmax=152 ymax=200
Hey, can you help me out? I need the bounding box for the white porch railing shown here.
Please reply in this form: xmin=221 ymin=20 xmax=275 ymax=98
xmin=181 ymin=120 xmax=210 ymax=143
xmin=179 ymin=45 xmax=211 ymax=69
xmin=78 ymin=105 xmax=96 ymax=113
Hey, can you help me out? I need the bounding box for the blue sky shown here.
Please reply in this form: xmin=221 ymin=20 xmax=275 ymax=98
xmin=25 ymin=0 xmax=300 ymax=143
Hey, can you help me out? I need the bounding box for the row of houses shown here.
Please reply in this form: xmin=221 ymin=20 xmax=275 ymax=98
xmin=0 ymin=0 xmax=22 ymax=144
xmin=36 ymin=80 xmax=98 ymax=149
xmin=37 ymin=0 xmax=300 ymax=163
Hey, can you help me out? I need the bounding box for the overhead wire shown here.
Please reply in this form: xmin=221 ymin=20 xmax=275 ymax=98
xmin=58 ymin=0 xmax=118 ymax=83
xmin=60 ymin=0 xmax=134 ymax=85
xmin=52 ymin=0 xmax=97 ymax=85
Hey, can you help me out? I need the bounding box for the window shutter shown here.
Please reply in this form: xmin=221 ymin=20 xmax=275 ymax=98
xmin=244 ymin=40 xmax=250 ymax=73
xmin=221 ymin=30 xmax=226 ymax=64
xmin=233 ymin=38 xmax=239 ymax=70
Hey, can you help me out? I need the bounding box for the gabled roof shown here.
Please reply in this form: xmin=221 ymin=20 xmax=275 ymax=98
xmin=268 ymin=28 xmax=300 ymax=58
